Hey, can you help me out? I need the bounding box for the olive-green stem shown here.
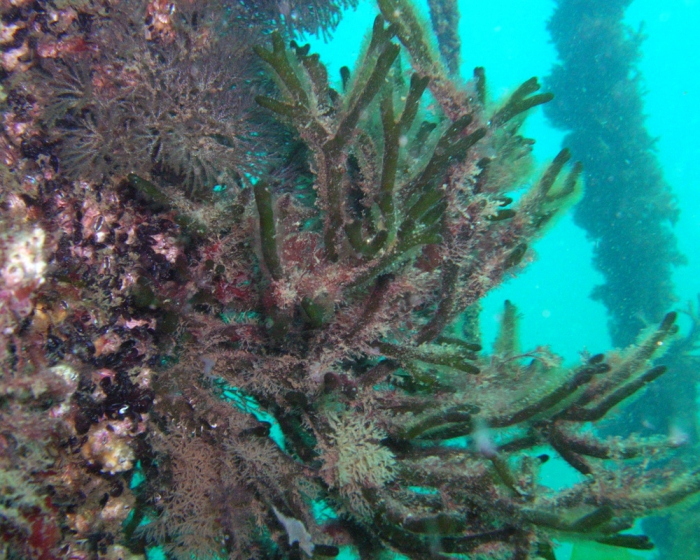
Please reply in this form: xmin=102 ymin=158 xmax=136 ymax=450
xmin=254 ymin=180 xmax=283 ymax=281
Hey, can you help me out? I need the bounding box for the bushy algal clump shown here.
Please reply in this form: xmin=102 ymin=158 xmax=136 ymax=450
xmin=0 ymin=0 xmax=698 ymax=559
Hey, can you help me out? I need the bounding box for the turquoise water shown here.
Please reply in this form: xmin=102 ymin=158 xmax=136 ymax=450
xmin=626 ymin=0 xmax=700 ymax=316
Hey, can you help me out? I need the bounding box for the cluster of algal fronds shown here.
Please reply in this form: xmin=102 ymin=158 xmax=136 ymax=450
xmin=135 ymin=1 xmax=700 ymax=559
xmin=0 ymin=0 xmax=698 ymax=559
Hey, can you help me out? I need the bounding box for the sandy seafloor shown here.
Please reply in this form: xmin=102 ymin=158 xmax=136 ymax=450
xmin=292 ymin=1 xmax=700 ymax=558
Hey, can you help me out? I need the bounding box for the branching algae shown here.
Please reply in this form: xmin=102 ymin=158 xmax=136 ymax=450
xmin=0 ymin=0 xmax=697 ymax=559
